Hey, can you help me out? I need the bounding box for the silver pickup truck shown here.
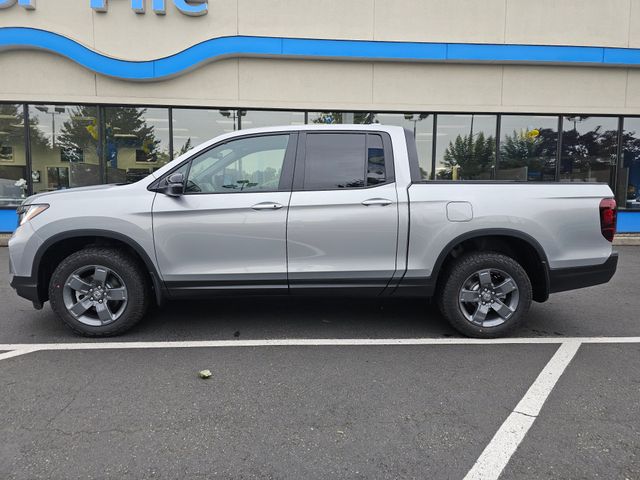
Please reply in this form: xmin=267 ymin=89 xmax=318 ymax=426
xmin=8 ymin=125 xmax=618 ymax=338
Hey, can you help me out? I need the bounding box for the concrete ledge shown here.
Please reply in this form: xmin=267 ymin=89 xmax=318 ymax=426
xmin=0 ymin=234 xmax=10 ymax=247
xmin=614 ymin=235 xmax=640 ymax=246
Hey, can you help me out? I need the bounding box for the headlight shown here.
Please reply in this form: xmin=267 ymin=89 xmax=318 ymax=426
xmin=17 ymin=204 xmax=49 ymax=226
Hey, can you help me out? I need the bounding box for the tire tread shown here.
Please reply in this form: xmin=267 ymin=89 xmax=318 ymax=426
xmin=48 ymin=247 xmax=149 ymax=337
xmin=437 ymin=251 xmax=532 ymax=338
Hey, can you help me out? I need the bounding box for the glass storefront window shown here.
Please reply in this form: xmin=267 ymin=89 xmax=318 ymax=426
xmin=0 ymin=104 xmax=28 ymax=206
xmin=619 ymin=117 xmax=640 ymax=209
xmin=435 ymin=114 xmax=497 ymax=180
xmin=560 ymin=116 xmax=618 ymax=183
xmin=499 ymin=115 xmax=559 ymax=181
xmin=3 ymin=105 xmax=637 ymax=212
xmin=103 ymin=106 xmax=170 ymax=184
xmin=172 ymin=108 xmax=233 ymax=157
xmin=29 ymin=105 xmax=100 ymax=194
xmin=308 ymin=112 xmax=378 ymax=124
xmin=377 ymin=113 xmax=434 ymax=180
xmin=242 ymin=110 xmax=306 ymax=129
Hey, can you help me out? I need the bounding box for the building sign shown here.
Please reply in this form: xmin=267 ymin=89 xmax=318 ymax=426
xmin=91 ymin=0 xmax=208 ymax=16
xmin=0 ymin=0 xmax=35 ymax=10
xmin=0 ymin=0 xmax=208 ymax=16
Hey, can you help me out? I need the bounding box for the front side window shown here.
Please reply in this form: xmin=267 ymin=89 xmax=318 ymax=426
xmin=303 ymin=133 xmax=387 ymax=190
xmin=185 ymin=134 xmax=289 ymax=194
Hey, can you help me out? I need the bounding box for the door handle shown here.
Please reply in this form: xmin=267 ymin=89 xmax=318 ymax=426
xmin=251 ymin=202 xmax=284 ymax=211
xmin=361 ymin=198 xmax=393 ymax=207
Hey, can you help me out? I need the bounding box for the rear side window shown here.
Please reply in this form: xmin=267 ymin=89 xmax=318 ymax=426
xmin=303 ymin=133 xmax=387 ymax=190
xmin=367 ymin=134 xmax=386 ymax=185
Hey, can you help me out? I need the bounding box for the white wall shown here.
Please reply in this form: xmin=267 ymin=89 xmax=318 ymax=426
xmin=0 ymin=0 xmax=639 ymax=113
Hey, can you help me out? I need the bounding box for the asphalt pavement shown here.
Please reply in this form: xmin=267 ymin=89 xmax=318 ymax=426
xmin=0 ymin=247 xmax=639 ymax=479
xmin=1 ymin=247 xmax=639 ymax=344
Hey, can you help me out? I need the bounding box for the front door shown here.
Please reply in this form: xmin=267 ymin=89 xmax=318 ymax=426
xmin=287 ymin=131 xmax=399 ymax=293
xmin=152 ymin=133 xmax=296 ymax=294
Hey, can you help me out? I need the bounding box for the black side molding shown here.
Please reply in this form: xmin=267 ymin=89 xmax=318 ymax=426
xmin=548 ymin=253 xmax=618 ymax=294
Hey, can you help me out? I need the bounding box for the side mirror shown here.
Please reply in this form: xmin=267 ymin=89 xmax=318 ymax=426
xmin=160 ymin=172 xmax=185 ymax=197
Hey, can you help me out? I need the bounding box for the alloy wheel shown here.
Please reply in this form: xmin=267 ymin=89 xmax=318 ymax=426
xmin=62 ymin=265 xmax=128 ymax=326
xmin=458 ymin=268 xmax=520 ymax=327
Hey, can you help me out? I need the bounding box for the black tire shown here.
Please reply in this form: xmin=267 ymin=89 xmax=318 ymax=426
xmin=49 ymin=247 xmax=149 ymax=337
xmin=437 ymin=251 xmax=532 ymax=338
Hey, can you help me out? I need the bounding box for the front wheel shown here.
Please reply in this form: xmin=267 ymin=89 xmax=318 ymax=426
xmin=49 ymin=247 xmax=149 ymax=337
xmin=438 ymin=252 xmax=532 ymax=338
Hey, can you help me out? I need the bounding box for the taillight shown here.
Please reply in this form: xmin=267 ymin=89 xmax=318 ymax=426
xmin=599 ymin=198 xmax=617 ymax=242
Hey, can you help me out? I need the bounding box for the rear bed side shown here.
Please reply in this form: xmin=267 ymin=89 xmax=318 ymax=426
xmin=398 ymin=131 xmax=616 ymax=300
xmin=404 ymin=183 xmax=616 ymax=298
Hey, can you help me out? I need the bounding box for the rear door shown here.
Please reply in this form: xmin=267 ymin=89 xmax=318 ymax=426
xmin=286 ymin=131 xmax=399 ymax=293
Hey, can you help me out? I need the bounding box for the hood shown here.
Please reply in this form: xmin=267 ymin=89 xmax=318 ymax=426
xmin=23 ymin=183 xmax=125 ymax=205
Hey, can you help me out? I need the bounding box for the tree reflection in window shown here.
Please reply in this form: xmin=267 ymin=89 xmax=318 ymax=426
xmin=440 ymin=132 xmax=495 ymax=180
xmin=103 ymin=107 xmax=169 ymax=184
xmin=436 ymin=114 xmax=497 ymax=180
xmin=560 ymin=116 xmax=618 ymax=183
xmin=58 ymin=106 xmax=99 ymax=164
xmin=0 ymin=104 xmax=30 ymax=204
xmin=499 ymin=128 xmax=557 ymax=181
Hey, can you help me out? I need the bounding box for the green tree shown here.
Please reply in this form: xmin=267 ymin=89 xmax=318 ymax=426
xmin=0 ymin=104 xmax=49 ymax=151
xmin=499 ymin=128 xmax=557 ymax=180
xmin=104 ymin=106 xmax=164 ymax=163
xmin=57 ymin=106 xmax=99 ymax=162
xmin=176 ymin=137 xmax=193 ymax=157
xmin=440 ymin=132 xmax=495 ymax=179
xmin=560 ymin=123 xmax=617 ymax=178
xmin=621 ymin=129 xmax=640 ymax=200
xmin=0 ymin=104 xmax=26 ymax=147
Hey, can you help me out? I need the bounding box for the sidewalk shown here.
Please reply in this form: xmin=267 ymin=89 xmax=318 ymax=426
xmin=613 ymin=234 xmax=640 ymax=246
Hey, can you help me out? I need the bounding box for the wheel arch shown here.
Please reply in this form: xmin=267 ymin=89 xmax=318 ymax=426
xmin=431 ymin=228 xmax=551 ymax=303
xmin=32 ymin=229 xmax=164 ymax=306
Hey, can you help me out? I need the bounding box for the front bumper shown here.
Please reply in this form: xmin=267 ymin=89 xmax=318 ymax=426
xmin=9 ymin=275 xmax=43 ymax=309
xmin=548 ymin=252 xmax=618 ymax=294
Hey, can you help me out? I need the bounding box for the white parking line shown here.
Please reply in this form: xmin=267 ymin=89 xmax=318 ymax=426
xmin=463 ymin=341 xmax=582 ymax=480
xmin=0 ymin=348 xmax=40 ymax=361
xmin=0 ymin=336 xmax=639 ymax=355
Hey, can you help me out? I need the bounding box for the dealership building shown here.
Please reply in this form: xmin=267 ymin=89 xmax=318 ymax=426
xmin=1 ymin=0 xmax=640 ymax=232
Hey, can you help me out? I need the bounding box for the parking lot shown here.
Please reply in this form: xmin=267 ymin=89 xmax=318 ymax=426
xmin=1 ymin=247 xmax=639 ymax=479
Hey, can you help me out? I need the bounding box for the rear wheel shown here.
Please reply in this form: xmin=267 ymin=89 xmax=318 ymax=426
xmin=438 ymin=252 xmax=532 ymax=338
xmin=49 ymin=247 xmax=149 ymax=337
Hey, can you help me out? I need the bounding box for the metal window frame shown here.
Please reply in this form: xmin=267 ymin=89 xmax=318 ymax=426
xmin=556 ymin=115 xmax=563 ymax=181
xmin=23 ymin=103 xmax=33 ymax=196
xmin=168 ymin=106 xmax=174 ymax=160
